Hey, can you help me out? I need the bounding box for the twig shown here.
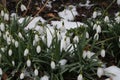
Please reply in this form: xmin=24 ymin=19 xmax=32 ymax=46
xmin=22 ymin=0 xmax=31 ymax=16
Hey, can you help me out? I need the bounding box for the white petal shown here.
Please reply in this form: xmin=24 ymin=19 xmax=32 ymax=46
xmin=59 ymin=59 xmax=67 ymax=66
xmin=100 ymin=49 xmax=105 ymax=57
xmin=51 ymin=61 xmax=56 ymax=69
xmin=26 ymin=59 xmax=31 ymax=67
xmin=97 ymin=67 xmax=104 ymax=78
xmin=20 ymin=72 xmax=25 ymax=79
xmin=77 ymin=74 xmax=83 ymax=80
xmin=34 ymin=69 xmax=39 ymax=76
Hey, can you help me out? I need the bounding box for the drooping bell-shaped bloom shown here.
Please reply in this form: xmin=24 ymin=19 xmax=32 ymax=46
xmin=8 ymin=49 xmax=12 ymax=56
xmin=104 ymin=16 xmax=110 ymax=23
xmin=59 ymin=59 xmax=67 ymax=66
xmin=100 ymin=49 xmax=105 ymax=57
xmin=51 ymin=61 xmax=56 ymax=69
xmin=77 ymin=74 xmax=83 ymax=80
xmin=34 ymin=69 xmax=39 ymax=76
xmin=15 ymin=40 xmax=19 ymax=48
xmin=24 ymin=48 xmax=29 ymax=56
xmin=96 ymin=25 xmax=101 ymax=33
xmin=20 ymin=4 xmax=27 ymax=12
xmin=94 ymin=33 xmax=99 ymax=40
xmin=36 ymin=45 xmax=41 ymax=53
xmin=4 ymin=13 xmax=9 ymax=21
xmin=0 ymin=23 xmax=5 ymax=32
xmin=26 ymin=59 xmax=31 ymax=67
xmin=1 ymin=10 xmax=4 ymax=17
xmin=20 ymin=72 xmax=25 ymax=79
xmin=40 ymin=75 xmax=49 ymax=80
xmin=97 ymin=67 xmax=104 ymax=78
xmin=0 ymin=68 xmax=3 ymax=75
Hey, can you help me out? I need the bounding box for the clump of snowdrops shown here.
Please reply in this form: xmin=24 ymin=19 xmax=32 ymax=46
xmin=0 ymin=9 xmax=120 ymax=80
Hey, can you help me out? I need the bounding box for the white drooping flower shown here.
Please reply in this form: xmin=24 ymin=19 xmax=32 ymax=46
xmin=73 ymin=36 xmax=79 ymax=43
xmin=57 ymin=32 xmax=62 ymax=41
xmin=94 ymin=33 xmax=99 ymax=40
xmin=0 ymin=23 xmax=5 ymax=31
xmin=86 ymin=32 xmax=89 ymax=39
xmin=18 ymin=32 xmax=24 ymax=40
xmin=36 ymin=45 xmax=41 ymax=53
xmin=0 ymin=68 xmax=3 ymax=75
xmin=8 ymin=49 xmax=12 ymax=56
xmin=92 ymin=11 xmax=97 ymax=18
xmin=24 ymin=48 xmax=29 ymax=56
xmin=34 ymin=69 xmax=39 ymax=76
xmin=117 ymin=0 xmax=120 ymax=5
xmin=20 ymin=4 xmax=27 ymax=12
xmin=1 ymin=47 xmax=5 ymax=52
xmin=1 ymin=10 xmax=4 ymax=16
xmin=93 ymin=24 xmax=97 ymax=30
xmin=12 ymin=61 xmax=15 ymax=66
xmin=33 ymin=40 xmax=37 ymax=46
xmin=104 ymin=16 xmax=110 ymax=23
xmin=26 ymin=59 xmax=31 ymax=67
xmin=15 ymin=40 xmax=19 ymax=48
xmin=82 ymin=50 xmax=87 ymax=59
xmin=35 ymin=34 xmax=39 ymax=42
xmin=59 ymin=59 xmax=67 ymax=66
xmin=96 ymin=25 xmax=101 ymax=33
xmin=100 ymin=49 xmax=105 ymax=57
xmin=77 ymin=74 xmax=83 ymax=80
xmin=12 ymin=39 xmax=15 ymax=44
xmin=20 ymin=72 xmax=25 ymax=79
xmin=4 ymin=13 xmax=9 ymax=21
xmin=40 ymin=75 xmax=49 ymax=80
xmin=7 ymin=36 xmax=11 ymax=45
xmin=86 ymin=51 xmax=95 ymax=59
xmin=97 ymin=67 xmax=104 ymax=78
xmin=51 ymin=61 xmax=56 ymax=69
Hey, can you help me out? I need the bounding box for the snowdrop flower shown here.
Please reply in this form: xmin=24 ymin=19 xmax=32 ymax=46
xmin=97 ymin=67 xmax=104 ymax=78
xmin=96 ymin=25 xmax=101 ymax=33
xmin=117 ymin=0 xmax=120 ymax=5
xmin=1 ymin=47 xmax=5 ymax=52
xmin=93 ymin=24 xmax=97 ymax=30
xmin=12 ymin=39 xmax=15 ymax=44
xmin=1 ymin=10 xmax=4 ymax=16
xmin=12 ymin=61 xmax=15 ymax=66
xmin=20 ymin=4 xmax=27 ymax=12
xmin=35 ymin=34 xmax=39 ymax=42
xmin=20 ymin=72 xmax=25 ymax=79
xmin=7 ymin=36 xmax=11 ymax=45
xmin=59 ymin=59 xmax=67 ymax=66
xmin=24 ymin=48 xmax=29 ymax=56
xmin=73 ymin=36 xmax=79 ymax=43
xmin=86 ymin=32 xmax=89 ymax=39
xmin=26 ymin=59 xmax=31 ymax=67
xmin=104 ymin=16 xmax=110 ymax=23
xmin=104 ymin=66 xmax=120 ymax=80
xmin=92 ymin=11 xmax=97 ymax=18
xmin=115 ymin=16 xmax=120 ymax=23
xmin=94 ymin=33 xmax=99 ymax=40
xmin=77 ymin=74 xmax=83 ymax=80
xmin=87 ymin=51 xmax=95 ymax=59
xmin=4 ymin=13 xmax=9 ymax=21
xmin=34 ymin=69 xmax=39 ymax=76
xmin=51 ymin=61 xmax=56 ymax=69
xmin=40 ymin=75 xmax=49 ymax=80
xmin=15 ymin=40 xmax=19 ymax=48
xmin=8 ymin=49 xmax=12 ymax=56
xmin=100 ymin=49 xmax=105 ymax=57
xmin=36 ymin=45 xmax=41 ymax=53
xmin=82 ymin=50 xmax=87 ymax=59
xmin=0 ymin=23 xmax=5 ymax=31
xmin=18 ymin=32 xmax=24 ymax=40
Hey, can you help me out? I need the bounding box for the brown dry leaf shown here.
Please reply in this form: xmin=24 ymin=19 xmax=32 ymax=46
xmin=2 ymin=73 xmax=8 ymax=80
xmin=46 ymin=13 xmax=56 ymax=18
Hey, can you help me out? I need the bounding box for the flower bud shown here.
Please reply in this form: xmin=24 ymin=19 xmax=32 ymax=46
xmin=73 ymin=36 xmax=79 ymax=43
xmin=20 ymin=72 xmax=25 ymax=79
xmin=20 ymin=4 xmax=27 ymax=12
xmin=0 ymin=68 xmax=3 ymax=75
xmin=51 ymin=61 xmax=56 ymax=69
xmin=86 ymin=32 xmax=89 ymax=39
xmin=0 ymin=23 xmax=5 ymax=32
xmin=12 ymin=61 xmax=15 ymax=66
xmin=77 ymin=74 xmax=83 ymax=80
xmin=96 ymin=25 xmax=101 ymax=33
xmin=59 ymin=59 xmax=67 ymax=66
xmin=4 ymin=13 xmax=9 ymax=21
xmin=104 ymin=16 xmax=110 ymax=23
xmin=24 ymin=48 xmax=29 ymax=56
xmin=100 ymin=49 xmax=105 ymax=57
xmin=15 ymin=40 xmax=19 ymax=48
xmin=26 ymin=59 xmax=31 ymax=67
xmin=34 ymin=69 xmax=39 ymax=76
xmin=97 ymin=67 xmax=104 ymax=78
xmin=8 ymin=49 xmax=12 ymax=56
xmin=1 ymin=10 xmax=4 ymax=16
xmin=36 ymin=45 xmax=41 ymax=53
